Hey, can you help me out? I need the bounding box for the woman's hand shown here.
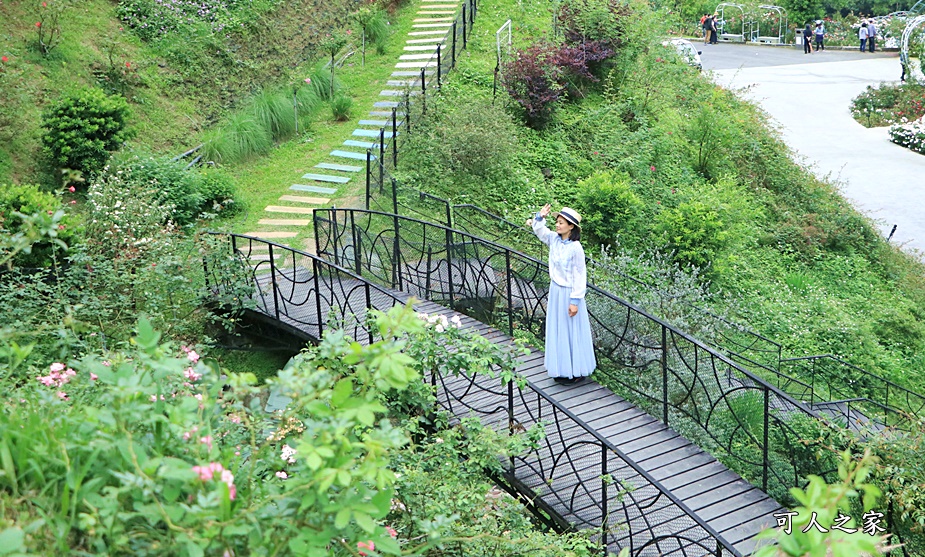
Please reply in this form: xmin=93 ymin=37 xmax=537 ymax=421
xmin=539 ymin=203 xmax=551 ymax=219
xmin=568 ymin=304 xmax=578 ymax=317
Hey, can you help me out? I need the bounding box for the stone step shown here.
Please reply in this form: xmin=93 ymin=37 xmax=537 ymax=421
xmin=374 ymin=100 xmax=400 ymax=108
xmin=245 ymin=243 xmax=290 ymax=251
xmin=406 ymin=37 xmax=446 ymax=44
xmin=279 ymin=194 xmax=330 ymax=204
xmin=386 ymin=80 xmax=418 ymax=87
xmin=414 ymin=17 xmax=453 ymax=22
xmin=359 ymin=119 xmax=391 ymax=126
xmin=243 ymin=231 xmax=298 ymax=239
xmin=408 ymin=30 xmax=449 ymax=36
xmin=392 ymin=70 xmax=433 ymax=76
xmin=404 ymin=45 xmax=440 ymax=51
xmin=400 ymin=53 xmax=440 ymax=60
xmin=301 ymin=172 xmax=350 ymax=184
xmin=369 ymin=111 xmax=401 ymax=118
xmin=290 ymin=183 xmax=338 ymax=194
xmin=343 ymin=139 xmax=381 ymax=149
xmin=354 ymin=128 xmax=395 ymax=138
xmin=396 ymin=61 xmax=438 ymax=68
xmin=265 ymin=205 xmax=316 ymax=215
xmin=331 ymin=150 xmax=374 ymax=161
xmin=381 ymin=89 xmax=420 ymax=96
xmin=315 ymin=162 xmax=362 ymax=172
xmin=418 ymin=3 xmax=458 ymax=8
xmin=257 ymin=218 xmax=311 ymax=226
xmin=417 ymin=11 xmax=455 ymax=15
xmin=412 ymin=23 xmax=453 ymax=28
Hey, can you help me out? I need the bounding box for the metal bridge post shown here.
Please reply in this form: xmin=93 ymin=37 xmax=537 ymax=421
xmin=445 ymin=227 xmax=455 ymax=309
xmin=505 ymin=249 xmax=514 ymax=336
xmin=392 ymin=184 xmax=402 ymax=291
xmin=392 ymin=107 xmax=398 ymax=169
xmin=452 ymin=22 xmax=457 ymax=67
xmin=508 ymin=380 xmax=515 ymax=473
xmin=661 ymin=325 xmax=669 ymax=426
xmin=379 ymin=128 xmax=385 ymax=181
xmin=601 ymin=444 xmax=608 ymax=554
xmin=762 ymin=387 xmax=770 ymax=493
xmin=312 ymin=257 xmax=323 ymax=339
xmin=351 ymin=211 xmax=361 ymax=275
xmin=421 ymin=68 xmax=426 ymax=115
xmin=365 ymin=283 xmax=374 ymax=346
xmin=437 ymin=44 xmax=442 ymax=89
xmin=365 ymin=150 xmax=372 ymax=209
xmin=462 ymin=4 xmax=467 ymax=48
xmin=269 ymin=244 xmax=281 ymax=321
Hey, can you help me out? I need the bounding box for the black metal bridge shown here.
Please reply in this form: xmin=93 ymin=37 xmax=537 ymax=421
xmin=209 ymin=210 xmax=859 ymax=555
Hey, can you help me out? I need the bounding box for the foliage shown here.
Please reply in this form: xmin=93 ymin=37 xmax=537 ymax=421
xmin=108 ymin=154 xmax=205 ymax=225
xmin=331 ymin=94 xmax=354 ymax=122
xmin=0 ymin=183 xmax=77 ymax=268
xmin=851 ymin=82 xmax=925 ymax=128
xmin=41 ymin=88 xmax=133 ymax=180
xmin=889 ymin=117 xmax=925 ymax=155
xmin=557 ymin=0 xmax=633 ymax=50
xmin=35 ymin=0 xmax=69 ymax=56
xmin=319 ymin=30 xmax=351 ymax=98
xmin=655 ymin=200 xmax=729 ymax=271
xmin=501 ymin=42 xmax=565 ymax=129
xmin=116 ymin=0 xmax=283 ymax=42
xmin=352 ymin=6 xmax=390 ymax=65
xmin=202 ymin=112 xmax=272 ymax=165
xmin=575 ymin=170 xmax=641 ymax=246
xmin=198 ymin=167 xmax=242 ymax=217
xmin=755 ymin=450 xmax=890 ymax=557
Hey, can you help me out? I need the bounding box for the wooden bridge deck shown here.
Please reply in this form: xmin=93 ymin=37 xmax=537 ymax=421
xmin=249 ymin=270 xmax=781 ymax=556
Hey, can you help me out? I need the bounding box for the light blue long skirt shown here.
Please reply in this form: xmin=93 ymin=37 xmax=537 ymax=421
xmin=544 ymin=282 xmax=597 ymax=378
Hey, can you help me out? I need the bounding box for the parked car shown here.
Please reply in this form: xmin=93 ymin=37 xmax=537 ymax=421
xmin=662 ymin=38 xmax=703 ymax=71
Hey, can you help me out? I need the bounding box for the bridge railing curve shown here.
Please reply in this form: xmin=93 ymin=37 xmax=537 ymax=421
xmin=204 ymin=231 xmax=741 ymax=557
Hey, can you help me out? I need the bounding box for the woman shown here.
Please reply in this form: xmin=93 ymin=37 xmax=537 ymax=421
xmin=859 ymin=22 xmax=869 ymax=53
xmin=814 ymin=20 xmax=825 ymax=51
xmin=528 ymin=204 xmax=597 ymax=384
xmin=803 ymin=24 xmax=813 ymax=54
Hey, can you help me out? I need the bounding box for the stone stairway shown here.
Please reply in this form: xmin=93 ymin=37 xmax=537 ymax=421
xmin=245 ymin=0 xmax=455 ymax=251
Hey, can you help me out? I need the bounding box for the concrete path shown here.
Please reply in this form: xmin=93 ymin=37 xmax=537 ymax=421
xmin=706 ymin=45 xmax=924 ymax=256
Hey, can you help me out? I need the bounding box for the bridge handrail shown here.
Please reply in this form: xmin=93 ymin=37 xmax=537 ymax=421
xmin=313 ymin=207 xmax=848 ymax=501
xmin=205 ymin=230 xmax=741 ymax=556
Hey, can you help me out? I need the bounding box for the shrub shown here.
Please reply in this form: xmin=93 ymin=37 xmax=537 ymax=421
xmin=655 ymin=200 xmax=729 ymax=271
xmin=501 ymin=42 xmax=565 ymax=129
xmin=198 ymin=167 xmax=241 ymax=216
xmin=575 ymin=170 xmax=641 ymax=245
xmin=107 ymin=154 xmax=204 ymax=224
xmin=557 ymin=0 xmax=633 ymax=50
xmin=41 ymin=88 xmax=133 ymax=179
xmin=331 ymin=94 xmax=353 ymax=121
xmin=0 ymin=183 xmax=76 ymax=267
xmin=201 ymin=112 xmax=272 ymax=164
xmin=250 ymin=88 xmax=296 ymax=138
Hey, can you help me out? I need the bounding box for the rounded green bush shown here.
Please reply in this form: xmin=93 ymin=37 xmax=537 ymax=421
xmin=655 ymin=200 xmax=728 ymax=271
xmin=0 ymin=183 xmax=77 ymax=267
xmin=41 ymin=88 xmax=133 ymax=180
xmin=575 ymin=170 xmax=641 ymax=245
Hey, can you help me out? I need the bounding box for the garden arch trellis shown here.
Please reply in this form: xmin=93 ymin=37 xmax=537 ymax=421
xmin=901 ymin=14 xmax=925 ymax=82
xmin=753 ymin=5 xmax=786 ymax=44
xmin=715 ymin=3 xmax=746 ymax=42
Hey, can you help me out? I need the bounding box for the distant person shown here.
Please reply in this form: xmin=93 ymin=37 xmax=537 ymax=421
xmin=710 ymin=14 xmax=720 ymax=44
xmin=859 ymin=22 xmax=869 ymax=52
xmin=703 ymin=14 xmax=713 ymax=44
xmin=867 ymin=19 xmax=877 ymax=52
xmin=814 ymin=20 xmax=825 ymax=51
xmin=803 ymin=24 xmax=814 ymax=54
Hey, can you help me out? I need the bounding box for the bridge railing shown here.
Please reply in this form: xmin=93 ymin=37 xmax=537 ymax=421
xmin=204 ymin=231 xmax=741 ymax=556
xmin=313 ymin=208 xmax=841 ymax=504
xmin=781 ymin=355 xmax=924 ymax=428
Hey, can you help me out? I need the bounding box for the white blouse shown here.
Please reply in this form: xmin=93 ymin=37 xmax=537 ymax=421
xmin=532 ymin=214 xmax=588 ymax=303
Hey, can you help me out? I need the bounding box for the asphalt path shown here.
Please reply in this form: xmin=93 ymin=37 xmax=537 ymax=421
xmin=702 ymin=43 xmax=924 ymax=256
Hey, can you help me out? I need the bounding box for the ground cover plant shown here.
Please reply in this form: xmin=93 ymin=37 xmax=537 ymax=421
xmin=851 ymin=82 xmax=925 ymax=128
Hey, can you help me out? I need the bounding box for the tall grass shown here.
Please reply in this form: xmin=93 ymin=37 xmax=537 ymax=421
xmin=251 ymin=89 xmax=297 ymax=138
xmin=202 ymin=112 xmax=271 ymax=164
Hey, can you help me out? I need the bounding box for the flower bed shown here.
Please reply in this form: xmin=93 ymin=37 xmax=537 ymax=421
xmin=851 ymin=82 xmax=925 ymax=127
xmin=890 ymin=118 xmax=925 ymax=154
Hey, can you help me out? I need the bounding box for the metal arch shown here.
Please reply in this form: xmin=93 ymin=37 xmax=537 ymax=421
xmin=715 ymin=3 xmax=746 ymax=39
xmin=756 ymin=5 xmax=787 ymax=44
xmin=901 ymin=14 xmax=925 ymax=82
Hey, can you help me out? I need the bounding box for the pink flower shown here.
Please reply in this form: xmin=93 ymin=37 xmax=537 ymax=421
xmin=357 ymin=541 xmax=374 ymax=556
xmin=184 ymin=367 xmax=202 ymax=382
xmin=650 ymin=166 xmax=656 ymax=172
xmin=102 ymin=361 xmax=111 ymax=367
xmin=42 ymin=2 xmax=47 ymax=7
xmin=386 ymin=526 xmax=397 ymax=538
xmin=50 ymin=362 xmax=65 ymax=372
xmin=346 ymin=29 xmax=352 ymax=35
xmin=192 ymin=464 xmax=215 ymax=481
xmin=200 ymin=436 xmax=213 ymax=450
xmin=275 ymin=470 xmax=288 ymax=479
xmin=1 ymin=56 xmax=7 ymax=63
xmin=56 ymin=391 xmax=69 ymax=401
xmin=90 ymin=373 xmax=98 ymax=381
xmin=68 ymin=186 xmax=75 ymax=192
xmin=304 ymin=77 xmax=311 ymax=84
xmin=36 ymin=22 xmax=41 ymax=28
xmin=186 ymin=350 xmax=200 ymax=363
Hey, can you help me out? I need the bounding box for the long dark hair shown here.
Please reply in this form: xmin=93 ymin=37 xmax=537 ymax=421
xmin=569 ymin=227 xmax=581 ymax=242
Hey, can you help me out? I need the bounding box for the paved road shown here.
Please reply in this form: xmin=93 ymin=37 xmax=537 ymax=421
xmin=704 ymin=44 xmax=924 ymax=256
